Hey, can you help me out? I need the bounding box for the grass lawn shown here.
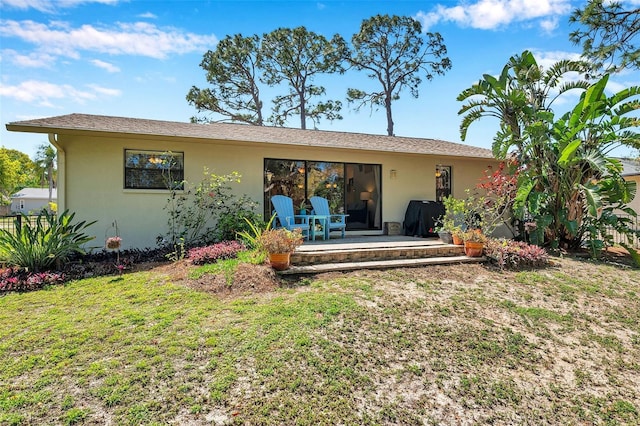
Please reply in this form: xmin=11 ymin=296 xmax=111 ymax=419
xmin=1 ymin=256 xmax=639 ymax=425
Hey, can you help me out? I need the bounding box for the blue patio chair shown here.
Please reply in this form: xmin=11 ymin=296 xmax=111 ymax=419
xmin=310 ymin=196 xmax=348 ymax=239
xmin=270 ymin=195 xmax=311 ymax=240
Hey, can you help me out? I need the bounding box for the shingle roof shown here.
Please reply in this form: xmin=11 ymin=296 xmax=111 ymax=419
xmin=6 ymin=113 xmax=494 ymax=159
xmin=11 ymin=188 xmax=57 ymax=199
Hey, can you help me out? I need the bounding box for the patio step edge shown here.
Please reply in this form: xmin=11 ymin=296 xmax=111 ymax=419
xmin=291 ymin=245 xmax=466 ymax=265
xmin=279 ymin=255 xmax=486 ymax=275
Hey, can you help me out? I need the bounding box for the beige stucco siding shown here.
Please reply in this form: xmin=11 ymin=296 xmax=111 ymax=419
xmin=627 ymin=176 xmax=640 ymax=215
xmin=57 ymin=133 xmax=497 ymax=249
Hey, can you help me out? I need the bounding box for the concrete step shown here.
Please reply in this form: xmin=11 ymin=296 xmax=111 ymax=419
xmin=280 ymin=255 xmax=486 ymax=275
xmin=291 ymin=242 xmax=465 ymax=266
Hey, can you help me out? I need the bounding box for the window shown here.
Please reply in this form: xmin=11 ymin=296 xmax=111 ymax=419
xmin=435 ymin=165 xmax=451 ymax=202
xmin=124 ymin=150 xmax=184 ymax=190
xmin=19 ymin=200 xmax=25 ymax=210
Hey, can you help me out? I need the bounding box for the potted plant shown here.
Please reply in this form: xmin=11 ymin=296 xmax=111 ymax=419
xmin=451 ymin=227 xmax=465 ymax=245
xmin=105 ymin=236 xmax=122 ymax=250
xmin=462 ymin=230 xmax=487 ymax=257
xmin=258 ymin=227 xmax=304 ymax=270
xmin=298 ymin=199 xmax=310 ymax=215
xmin=436 ymin=227 xmax=453 ymax=244
xmin=438 ymin=196 xmax=468 ymax=244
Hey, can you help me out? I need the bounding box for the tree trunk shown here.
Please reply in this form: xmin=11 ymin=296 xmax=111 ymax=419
xmin=385 ymin=96 xmax=394 ymax=136
xmin=299 ymin=93 xmax=306 ymax=129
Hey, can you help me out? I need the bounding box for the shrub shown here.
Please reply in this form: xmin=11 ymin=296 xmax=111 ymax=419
xmin=187 ymin=241 xmax=246 ymax=265
xmin=237 ymin=214 xmax=276 ymax=249
xmin=484 ymin=238 xmax=549 ymax=270
xmin=0 ymin=267 xmax=66 ymax=292
xmin=163 ymin=168 xmax=261 ymax=247
xmin=0 ymin=210 xmax=96 ymax=272
xmin=213 ymin=196 xmax=263 ymax=242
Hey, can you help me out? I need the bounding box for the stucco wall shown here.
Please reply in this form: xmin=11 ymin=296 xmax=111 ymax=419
xmin=627 ymin=175 xmax=640 ymax=215
xmin=57 ymin=133 xmax=497 ymax=249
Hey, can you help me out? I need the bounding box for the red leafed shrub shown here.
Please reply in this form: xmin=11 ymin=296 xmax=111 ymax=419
xmin=187 ymin=241 xmax=246 ymax=265
xmin=476 ymin=160 xmax=519 ymax=199
xmin=0 ymin=267 xmax=67 ymax=293
xmin=484 ymin=239 xmax=549 ymax=270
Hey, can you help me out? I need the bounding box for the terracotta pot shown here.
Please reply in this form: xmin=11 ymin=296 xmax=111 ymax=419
xmin=452 ymin=234 xmax=464 ymax=245
xmin=464 ymin=241 xmax=484 ymax=257
xmin=268 ymin=252 xmax=291 ymax=271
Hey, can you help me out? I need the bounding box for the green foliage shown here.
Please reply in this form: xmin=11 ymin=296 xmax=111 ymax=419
xmin=0 ymin=210 xmax=96 ymax=271
xmin=187 ymin=34 xmax=264 ymax=125
xmin=236 ymin=213 xmax=276 ymax=249
xmin=64 ymin=408 xmax=88 ymax=425
xmin=458 ymin=50 xmax=640 ymax=255
xmin=438 ymin=195 xmax=467 ymax=233
xmin=165 ymin=238 xmax=186 ymax=263
xmin=0 ymin=148 xmax=39 ymax=204
xmin=162 ymin=168 xmax=260 ymax=247
xmin=569 ymin=0 xmax=640 ymax=73
xmin=439 ymin=189 xmax=510 ymax=237
xmin=261 ymin=26 xmax=348 ymax=129
xmin=212 ymin=195 xmax=263 ymax=242
xmin=457 ymin=50 xmax=590 ymax=156
xmin=348 ymin=14 xmax=451 ymax=136
xmin=620 ymin=243 xmax=640 ymax=268
xmin=34 ymin=143 xmax=57 ymax=197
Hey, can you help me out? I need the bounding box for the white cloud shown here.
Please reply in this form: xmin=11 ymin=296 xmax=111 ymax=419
xmin=417 ymin=0 xmax=572 ymax=31
xmin=606 ymin=80 xmax=628 ymax=94
xmin=0 ymin=79 xmax=118 ymax=106
xmin=0 ymin=19 xmax=218 ymax=60
xmin=138 ymin=12 xmax=157 ymax=19
xmin=2 ymin=49 xmax=56 ymax=68
xmin=87 ymin=84 xmax=121 ymax=96
xmin=1 ymin=0 xmax=119 ymax=13
xmin=90 ymin=59 xmax=120 ymax=73
xmin=539 ymin=17 xmax=559 ymax=34
xmin=530 ymin=49 xmax=582 ymax=71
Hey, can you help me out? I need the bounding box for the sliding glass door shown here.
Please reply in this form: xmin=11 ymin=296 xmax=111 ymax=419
xmin=264 ymin=159 xmax=381 ymax=230
xmin=344 ymin=163 xmax=381 ymax=230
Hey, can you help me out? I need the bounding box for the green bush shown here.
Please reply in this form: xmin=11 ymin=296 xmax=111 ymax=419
xmin=213 ymin=195 xmax=263 ymax=242
xmin=163 ymin=168 xmax=261 ymax=247
xmin=0 ymin=210 xmax=96 ymax=272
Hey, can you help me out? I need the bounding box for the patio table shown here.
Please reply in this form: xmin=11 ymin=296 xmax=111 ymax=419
xmin=306 ymin=215 xmax=329 ymax=240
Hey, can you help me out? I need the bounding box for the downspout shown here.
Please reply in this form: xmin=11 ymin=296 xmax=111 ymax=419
xmin=48 ymin=133 xmax=65 ymax=213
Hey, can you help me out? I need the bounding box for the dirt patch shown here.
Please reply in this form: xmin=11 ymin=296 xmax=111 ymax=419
xmin=152 ymin=260 xmax=282 ymax=297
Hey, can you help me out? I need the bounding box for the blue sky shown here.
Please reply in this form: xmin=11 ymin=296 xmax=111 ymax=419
xmin=1 ymin=0 xmax=639 ymax=159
